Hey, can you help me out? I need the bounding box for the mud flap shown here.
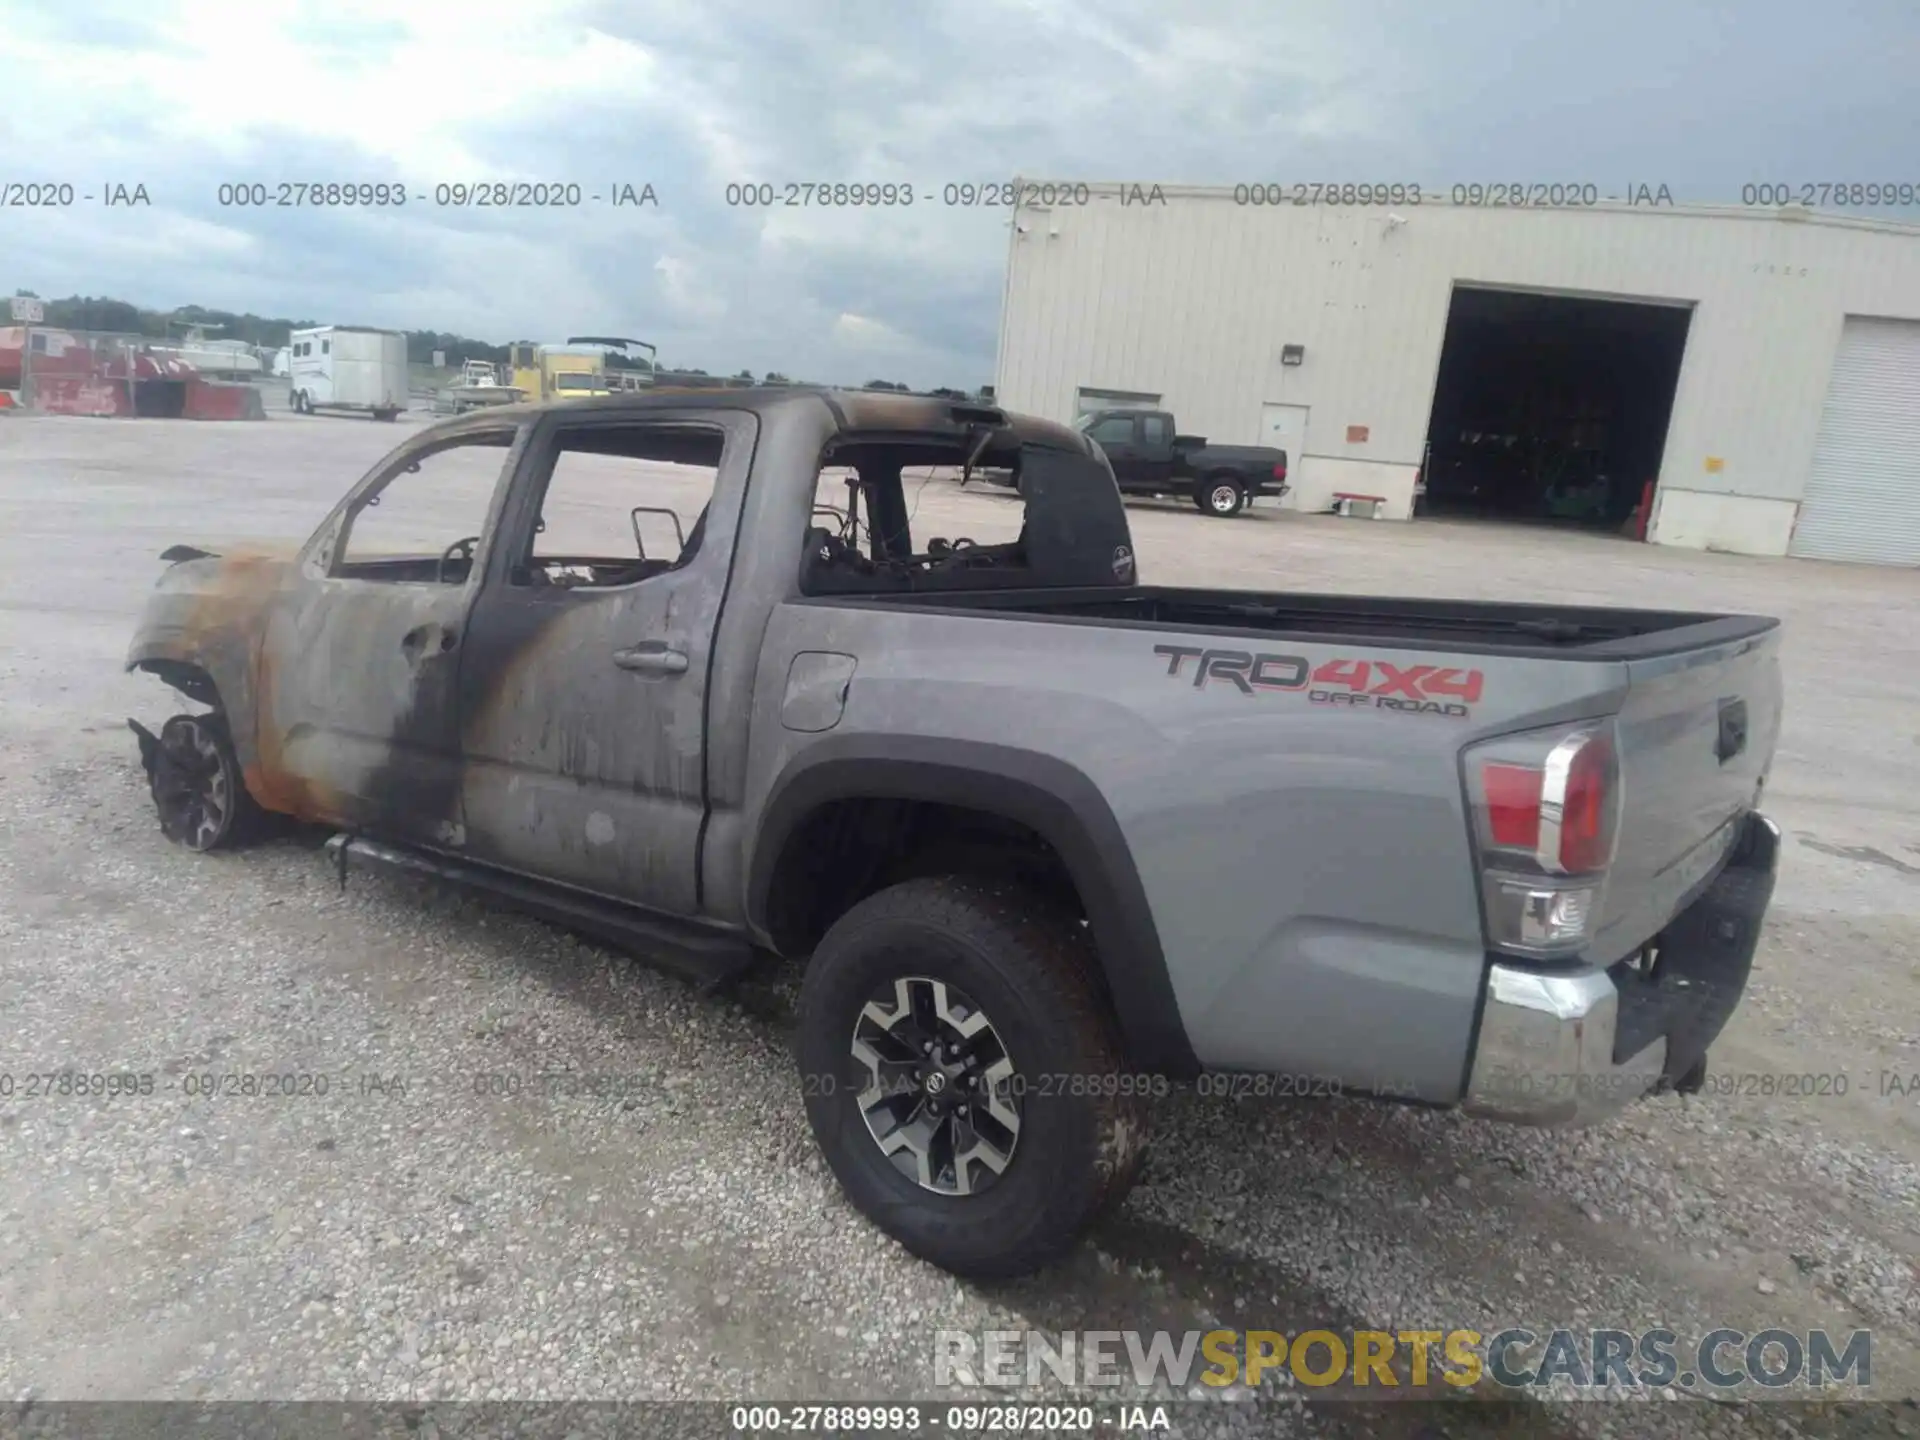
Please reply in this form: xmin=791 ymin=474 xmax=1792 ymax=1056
xmin=128 ymin=718 xmax=162 ymax=780
xmin=1613 ymin=813 xmax=1780 ymax=1086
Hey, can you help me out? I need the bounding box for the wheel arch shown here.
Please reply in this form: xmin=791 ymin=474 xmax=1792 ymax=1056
xmin=128 ymin=654 xmax=224 ymax=709
xmin=127 ymin=640 xmax=263 ymax=779
xmin=748 ymin=736 xmax=1199 ymax=1075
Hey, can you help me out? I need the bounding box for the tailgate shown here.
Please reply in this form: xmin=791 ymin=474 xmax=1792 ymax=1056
xmin=1594 ymin=625 xmax=1783 ymax=963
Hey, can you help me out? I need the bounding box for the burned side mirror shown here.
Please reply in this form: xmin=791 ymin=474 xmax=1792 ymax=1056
xmin=630 ymin=506 xmax=686 ymax=562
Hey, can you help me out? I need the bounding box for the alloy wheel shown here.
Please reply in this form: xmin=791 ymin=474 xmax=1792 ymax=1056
xmin=850 ymin=976 xmax=1022 ymax=1196
xmin=154 ymin=716 xmax=233 ymax=851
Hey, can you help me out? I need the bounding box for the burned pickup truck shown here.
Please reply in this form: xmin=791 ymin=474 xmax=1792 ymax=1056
xmin=128 ymin=388 xmax=1783 ymax=1278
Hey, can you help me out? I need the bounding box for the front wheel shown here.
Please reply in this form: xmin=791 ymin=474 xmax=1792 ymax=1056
xmin=146 ymin=713 xmax=262 ymax=851
xmin=1196 ymin=476 xmax=1247 ymax=517
xmin=796 ymin=876 xmax=1150 ymax=1279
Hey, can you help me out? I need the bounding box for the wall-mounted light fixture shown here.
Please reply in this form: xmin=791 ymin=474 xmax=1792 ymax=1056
xmin=1281 ymin=344 xmax=1305 ymax=366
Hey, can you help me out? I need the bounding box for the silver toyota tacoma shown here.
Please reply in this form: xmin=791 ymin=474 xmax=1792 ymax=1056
xmin=126 ymin=388 xmax=1783 ymax=1277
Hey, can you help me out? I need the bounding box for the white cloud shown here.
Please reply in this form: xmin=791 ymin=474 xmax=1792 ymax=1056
xmin=4 ymin=0 xmax=653 ymax=177
xmin=1 ymin=0 xmax=1914 ymax=387
xmin=832 ymin=313 xmax=914 ymax=350
xmin=653 ymin=255 xmax=728 ymax=324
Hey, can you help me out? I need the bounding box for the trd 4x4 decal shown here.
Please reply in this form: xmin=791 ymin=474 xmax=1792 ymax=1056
xmin=1154 ymin=645 xmax=1308 ymax=692
xmin=1154 ymin=645 xmax=1482 ymax=717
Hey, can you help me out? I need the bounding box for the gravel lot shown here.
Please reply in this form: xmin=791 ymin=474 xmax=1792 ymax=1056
xmin=0 ymin=410 xmax=1915 ymax=1439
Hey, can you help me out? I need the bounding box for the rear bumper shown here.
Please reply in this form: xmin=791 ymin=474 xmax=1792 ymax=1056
xmin=1462 ymin=811 xmax=1779 ymax=1126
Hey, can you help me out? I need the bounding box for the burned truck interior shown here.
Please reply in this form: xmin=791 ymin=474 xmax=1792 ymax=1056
xmin=514 ymin=423 xmax=725 ymax=590
xmin=800 ymin=424 xmax=1137 ymax=594
xmin=320 ymin=393 xmax=1141 ymax=604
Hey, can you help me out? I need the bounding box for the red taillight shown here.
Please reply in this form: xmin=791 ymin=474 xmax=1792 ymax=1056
xmin=1273 ymin=461 xmax=1288 ymax=480
xmin=1557 ymin=733 xmax=1614 ymax=872
xmin=1467 ymin=723 xmax=1618 ymax=957
xmin=1474 ymin=730 xmax=1617 ymax=874
xmin=1481 ymin=762 xmax=1542 ymax=848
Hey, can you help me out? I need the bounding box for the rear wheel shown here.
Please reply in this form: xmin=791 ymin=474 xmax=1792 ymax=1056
xmin=147 ymin=713 xmax=262 ymax=851
xmin=1196 ymin=476 xmax=1247 ymax=517
xmin=796 ymin=876 xmax=1149 ymax=1278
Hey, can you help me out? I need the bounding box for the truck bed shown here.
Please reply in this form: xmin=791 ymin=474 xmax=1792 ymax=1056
xmin=770 ymin=573 xmax=1781 ymax=1092
xmin=820 ymin=584 xmax=1777 ymax=659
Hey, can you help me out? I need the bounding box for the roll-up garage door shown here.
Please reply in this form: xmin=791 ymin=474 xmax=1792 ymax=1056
xmin=1789 ymin=317 xmax=1920 ymax=565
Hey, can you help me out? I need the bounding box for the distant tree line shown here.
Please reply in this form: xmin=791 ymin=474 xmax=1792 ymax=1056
xmin=5 ymin=293 xmax=321 ymax=347
xmin=417 ymin=332 xmax=510 ymax=367
xmin=8 ymin=289 xmax=988 ymax=395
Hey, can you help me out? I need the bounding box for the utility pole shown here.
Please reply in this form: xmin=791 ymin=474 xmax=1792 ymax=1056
xmin=12 ymin=294 xmax=44 ymax=405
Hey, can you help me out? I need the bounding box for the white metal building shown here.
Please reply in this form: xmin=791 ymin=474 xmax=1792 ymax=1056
xmin=993 ymin=186 xmax=1920 ymax=564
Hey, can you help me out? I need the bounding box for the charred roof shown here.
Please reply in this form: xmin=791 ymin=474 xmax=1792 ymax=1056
xmin=411 ymin=386 xmax=1094 ymax=462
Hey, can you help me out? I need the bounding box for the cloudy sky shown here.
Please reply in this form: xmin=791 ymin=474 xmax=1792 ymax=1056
xmin=3 ymin=0 xmax=1915 ymax=388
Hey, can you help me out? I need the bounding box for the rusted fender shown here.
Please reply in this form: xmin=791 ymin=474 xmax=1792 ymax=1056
xmin=124 ymin=544 xmax=348 ymax=824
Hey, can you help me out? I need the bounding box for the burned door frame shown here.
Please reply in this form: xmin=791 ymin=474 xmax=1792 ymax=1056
xmin=259 ymin=417 xmax=535 ymax=842
xmin=452 ymin=406 xmax=760 ymax=917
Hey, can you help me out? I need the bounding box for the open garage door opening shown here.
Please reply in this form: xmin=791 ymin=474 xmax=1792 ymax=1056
xmin=1420 ymin=287 xmax=1691 ymax=532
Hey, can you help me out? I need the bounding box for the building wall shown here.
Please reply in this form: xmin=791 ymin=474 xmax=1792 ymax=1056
xmin=993 ymin=190 xmax=1920 ymax=550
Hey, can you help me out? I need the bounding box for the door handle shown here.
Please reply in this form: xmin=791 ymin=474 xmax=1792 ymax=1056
xmin=613 ymin=642 xmax=689 ymax=675
xmin=401 ymin=624 xmax=459 ymax=657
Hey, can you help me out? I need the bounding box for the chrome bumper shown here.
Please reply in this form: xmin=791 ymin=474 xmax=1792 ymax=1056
xmin=1463 ymin=812 xmax=1779 ymax=1127
xmin=1461 ymin=965 xmax=1666 ymax=1125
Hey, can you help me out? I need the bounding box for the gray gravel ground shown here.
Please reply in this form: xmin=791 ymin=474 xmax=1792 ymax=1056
xmin=1 ymin=412 xmax=1916 ymax=1439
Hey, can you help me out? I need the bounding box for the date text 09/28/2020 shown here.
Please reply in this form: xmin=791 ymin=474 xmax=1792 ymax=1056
xmin=1231 ymin=182 xmax=1677 ymax=207
xmin=8 ymin=1068 xmax=1913 ymax=1102
xmin=210 ymin=182 xmax=659 ymax=208
xmin=715 ymin=182 xmax=1669 ymax=208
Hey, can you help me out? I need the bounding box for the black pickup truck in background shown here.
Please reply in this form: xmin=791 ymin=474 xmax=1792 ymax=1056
xmin=1076 ymin=407 xmax=1289 ymax=517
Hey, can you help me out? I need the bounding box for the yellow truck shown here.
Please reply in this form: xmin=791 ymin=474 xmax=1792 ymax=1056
xmin=504 ymin=336 xmax=656 ymax=403
xmin=505 ymin=342 xmax=606 ymax=403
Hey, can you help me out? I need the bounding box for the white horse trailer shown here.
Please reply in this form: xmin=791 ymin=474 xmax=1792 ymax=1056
xmin=287 ymin=326 xmax=408 ymax=420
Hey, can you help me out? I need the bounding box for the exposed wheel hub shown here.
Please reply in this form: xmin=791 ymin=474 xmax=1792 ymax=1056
xmin=851 ymin=976 xmax=1021 ymax=1196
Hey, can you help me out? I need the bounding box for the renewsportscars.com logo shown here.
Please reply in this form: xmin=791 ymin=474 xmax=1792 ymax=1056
xmin=934 ymin=1326 xmax=1874 ymax=1394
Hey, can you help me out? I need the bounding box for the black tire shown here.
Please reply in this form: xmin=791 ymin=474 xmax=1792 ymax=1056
xmin=1195 ymin=475 xmax=1247 ymax=517
xmin=796 ymin=876 xmax=1150 ymax=1279
xmin=148 ymin=712 xmax=263 ymax=852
